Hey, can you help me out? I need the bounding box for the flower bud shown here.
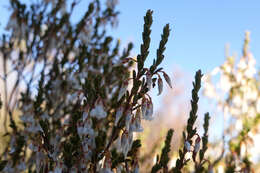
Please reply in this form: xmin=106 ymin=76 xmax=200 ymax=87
xmin=163 ymin=72 xmax=172 ymax=88
xmin=118 ymin=81 xmax=128 ymax=101
xmin=115 ymin=106 xmax=123 ymax=125
xmin=184 ymin=141 xmax=191 ymax=152
xmin=90 ymin=99 xmax=107 ymax=119
xmin=146 ymin=71 xmax=152 ymax=91
xmin=157 ymin=77 xmax=163 ymax=95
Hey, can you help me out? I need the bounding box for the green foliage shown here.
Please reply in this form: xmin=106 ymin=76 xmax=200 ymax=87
xmin=151 ymin=129 xmax=174 ymax=173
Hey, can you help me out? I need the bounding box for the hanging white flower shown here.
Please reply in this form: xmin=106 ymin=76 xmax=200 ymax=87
xmin=90 ymin=99 xmax=107 ymax=119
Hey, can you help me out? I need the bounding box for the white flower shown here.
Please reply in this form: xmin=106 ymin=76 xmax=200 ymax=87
xmin=238 ymin=58 xmax=247 ymax=70
xmin=28 ymin=143 xmax=38 ymax=152
xmin=125 ymin=110 xmax=132 ymax=131
xmin=118 ymin=82 xmax=128 ymax=101
xmin=115 ymin=107 xmax=123 ymax=125
xmin=219 ymin=75 xmax=232 ymax=92
xmin=20 ymin=114 xmax=34 ymax=123
xmin=120 ymin=131 xmax=133 ymax=157
xmin=184 ymin=141 xmax=191 ymax=151
xmin=26 ymin=123 xmax=43 ymax=133
xmin=90 ymin=100 xmax=107 ymax=119
xmin=133 ymin=162 xmax=139 ymax=173
xmin=100 ymin=168 xmax=113 ymax=173
xmin=130 ymin=108 xmax=143 ymax=132
xmin=157 ymin=77 xmax=163 ymax=96
xmin=142 ymin=99 xmax=154 ymax=121
xmin=194 ymin=136 xmax=201 ymax=154
xmin=146 ymin=71 xmax=152 ymax=91
xmin=211 ymin=67 xmax=220 ymax=75
xmin=17 ymin=160 xmax=26 ymax=171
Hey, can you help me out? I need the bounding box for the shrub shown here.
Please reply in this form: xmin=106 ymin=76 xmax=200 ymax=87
xmin=0 ymin=0 xmax=211 ymax=172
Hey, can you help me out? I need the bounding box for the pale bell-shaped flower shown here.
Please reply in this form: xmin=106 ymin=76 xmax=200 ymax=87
xmin=9 ymin=147 xmax=16 ymax=154
xmin=40 ymin=113 xmax=49 ymax=120
xmin=17 ymin=159 xmax=26 ymax=171
xmin=141 ymin=98 xmax=147 ymax=118
xmin=157 ymin=77 xmax=163 ymax=96
xmin=90 ymin=99 xmax=107 ymax=119
xmin=125 ymin=110 xmax=132 ymax=131
xmin=115 ymin=107 xmax=123 ymax=125
xmin=26 ymin=123 xmax=43 ymax=133
xmin=118 ymin=81 xmax=128 ymax=101
xmin=163 ymin=72 xmax=172 ymax=88
xmin=192 ymin=135 xmax=201 ymax=161
xmin=121 ymin=131 xmax=132 ymax=157
xmin=130 ymin=108 xmax=143 ymax=132
xmin=54 ymin=164 xmax=62 ymax=173
xmin=106 ymin=0 xmax=118 ymax=9
xmin=20 ymin=114 xmax=34 ymax=123
xmin=100 ymin=168 xmax=113 ymax=173
xmin=133 ymin=162 xmax=140 ymax=173
xmin=143 ymin=100 xmax=154 ymax=121
xmin=184 ymin=141 xmax=191 ymax=152
xmin=146 ymin=71 xmax=152 ymax=90
xmin=28 ymin=143 xmax=38 ymax=152
xmin=82 ymin=112 xmax=88 ymax=122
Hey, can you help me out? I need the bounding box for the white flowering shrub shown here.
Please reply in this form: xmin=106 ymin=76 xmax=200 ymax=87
xmin=0 ymin=0 xmax=213 ymax=173
xmin=203 ymin=32 xmax=260 ymax=172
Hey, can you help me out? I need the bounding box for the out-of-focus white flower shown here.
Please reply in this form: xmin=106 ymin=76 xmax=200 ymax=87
xmin=222 ymin=62 xmax=232 ymax=73
xmin=233 ymin=95 xmax=242 ymax=107
xmin=217 ymin=165 xmax=224 ymax=173
xmin=256 ymin=98 xmax=260 ymax=113
xmin=219 ymin=75 xmax=232 ymax=92
xmin=211 ymin=67 xmax=220 ymax=75
xmin=244 ymin=66 xmax=256 ymax=78
xmin=238 ymin=58 xmax=247 ymax=70
xmin=240 ymin=142 xmax=246 ymax=158
xmin=235 ymin=119 xmax=243 ymax=131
